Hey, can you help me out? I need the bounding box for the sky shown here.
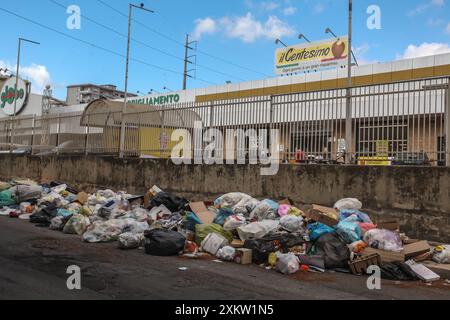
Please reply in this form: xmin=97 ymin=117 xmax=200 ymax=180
xmin=1 ymin=0 xmax=450 ymax=100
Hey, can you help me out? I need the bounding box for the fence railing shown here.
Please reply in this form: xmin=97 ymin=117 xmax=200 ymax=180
xmin=0 ymin=76 xmax=449 ymax=166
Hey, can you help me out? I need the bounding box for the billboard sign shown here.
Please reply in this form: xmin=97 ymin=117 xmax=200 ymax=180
xmin=0 ymin=76 xmax=29 ymax=116
xmin=275 ymin=36 xmax=349 ymax=75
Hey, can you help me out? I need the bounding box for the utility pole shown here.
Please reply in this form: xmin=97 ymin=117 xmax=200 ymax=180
xmin=10 ymin=37 xmax=40 ymax=153
xmin=345 ymin=0 xmax=353 ymax=164
xmin=119 ymin=3 xmax=154 ymax=158
xmin=182 ymin=34 xmax=197 ymax=91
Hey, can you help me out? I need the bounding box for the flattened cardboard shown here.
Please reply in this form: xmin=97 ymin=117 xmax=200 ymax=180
xmin=306 ymin=205 xmax=339 ymax=227
xmin=363 ymin=247 xmax=405 ymax=263
xmin=189 ymin=202 xmax=215 ymax=225
xmin=76 ymin=192 xmax=88 ymax=205
xmin=404 ymin=241 xmax=431 ymax=259
xmin=231 ymin=239 xmax=244 ymax=248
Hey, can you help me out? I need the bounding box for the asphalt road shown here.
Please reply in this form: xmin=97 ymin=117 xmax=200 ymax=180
xmin=1 ymin=217 xmax=450 ymax=300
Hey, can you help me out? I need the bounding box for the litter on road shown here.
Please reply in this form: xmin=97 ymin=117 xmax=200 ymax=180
xmin=1 ymin=179 xmax=449 ymax=283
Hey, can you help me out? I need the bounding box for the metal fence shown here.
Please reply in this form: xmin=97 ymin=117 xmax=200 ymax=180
xmin=1 ymin=76 xmax=449 ymax=166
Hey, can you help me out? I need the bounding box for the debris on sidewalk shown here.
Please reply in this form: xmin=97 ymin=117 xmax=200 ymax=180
xmin=1 ymin=179 xmax=449 ymax=283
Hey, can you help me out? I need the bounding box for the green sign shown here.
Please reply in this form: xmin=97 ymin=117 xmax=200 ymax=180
xmin=130 ymin=94 xmax=180 ymax=106
xmin=0 ymin=85 xmax=25 ymax=109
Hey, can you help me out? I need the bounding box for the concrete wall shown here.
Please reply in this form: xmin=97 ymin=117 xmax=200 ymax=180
xmin=1 ymin=155 xmax=449 ymax=242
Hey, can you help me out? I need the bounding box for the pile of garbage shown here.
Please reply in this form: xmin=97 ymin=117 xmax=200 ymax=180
xmin=1 ymin=179 xmax=449 ymax=282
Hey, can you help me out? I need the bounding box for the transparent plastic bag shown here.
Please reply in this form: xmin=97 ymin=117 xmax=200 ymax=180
xmin=433 ymin=246 xmax=450 ymax=264
xmin=363 ymin=229 xmax=403 ymax=252
xmin=216 ymin=246 xmax=236 ymax=261
xmin=276 ymin=253 xmax=299 ymax=275
xmin=237 ymin=220 xmax=280 ymax=241
xmin=280 ymin=215 xmax=303 ymax=233
xmin=118 ymin=232 xmax=145 ymax=249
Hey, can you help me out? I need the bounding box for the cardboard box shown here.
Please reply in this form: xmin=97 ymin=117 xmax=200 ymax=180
xmin=234 ymin=248 xmax=252 ymax=265
xmin=362 ymin=247 xmax=405 ymax=263
xmin=189 ymin=202 xmax=216 ymax=225
xmin=143 ymin=185 xmax=164 ymax=208
xmin=404 ymin=241 xmax=431 ymax=259
xmin=305 ymin=205 xmax=339 ymax=227
xmin=201 ymin=233 xmax=228 ymax=256
xmin=349 ymin=254 xmax=382 ymax=275
xmin=76 ymin=192 xmax=88 ymax=205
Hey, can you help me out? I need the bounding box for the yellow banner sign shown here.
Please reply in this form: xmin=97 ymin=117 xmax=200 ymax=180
xmin=275 ymin=36 xmax=349 ymax=75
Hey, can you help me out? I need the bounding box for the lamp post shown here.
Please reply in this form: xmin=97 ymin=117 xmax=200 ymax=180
xmin=163 ymin=86 xmax=173 ymax=92
xmin=298 ymin=34 xmax=311 ymax=43
xmin=119 ymin=3 xmax=154 ymax=158
xmin=275 ymin=38 xmax=288 ymax=47
xmin=345 ymin=0 xmax=353 ymax=164
xmin=11 ymin=37 xmax=40 ymax=152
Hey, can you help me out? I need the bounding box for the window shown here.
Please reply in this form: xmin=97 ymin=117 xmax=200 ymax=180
xmin=357 ymin=120 xmax=408 ymax=157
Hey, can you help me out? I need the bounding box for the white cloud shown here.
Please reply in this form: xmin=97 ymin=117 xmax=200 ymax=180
xmin=192 ymin=17 xmax=217 ymax=40
xmin=283 ymin=6 xmax=297 ymax=16
xmin=409 ymin=0 xmax=445 ymax=16
xmin=313 ymin=3 xmax=325 ymax=14
xmin=193 ymin=13 xmax=295 ymax=43
xmin=261 ymin=1 xmax=280 ymax=11
xmin=0 ymin=60 xmax=51 ymax=93
xmin=397 ymin=42 xmax=450 ymax=59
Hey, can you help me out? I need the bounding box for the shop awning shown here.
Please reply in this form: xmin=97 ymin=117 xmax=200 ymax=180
xmin=80 ymin=99 xmax=203 ymax=128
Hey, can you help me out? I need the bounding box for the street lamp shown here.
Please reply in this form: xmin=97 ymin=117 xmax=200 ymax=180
xmin=275 ymin=38 xmax=288 ymax=47
xmin=163 ymin=86 xmax=172 ymax=92
xmin=298 ymin=34 xmax=311 ymax=43
xmin=325 ymin=27 xmax=358 ymax=66
xmin=120 ymin=3 xmax=154 ymax=158
xmin=11 ymin=37 xmax=40 ymax=152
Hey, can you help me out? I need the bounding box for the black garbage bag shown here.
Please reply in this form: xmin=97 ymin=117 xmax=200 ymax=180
xmin=313 ymin=232 xmax=350 ymax=269
xmin=29 ymin=202 xmax=59 ymax=226
xmin=149 ymin=192 xmax=188 ymax=213
xmin=144 ymin=229 xmax=186 ymax=256
xmin=380 ymin=262 xmax=418 ymax=281
xmin=244 ymin=233 xmax=305 ymax=265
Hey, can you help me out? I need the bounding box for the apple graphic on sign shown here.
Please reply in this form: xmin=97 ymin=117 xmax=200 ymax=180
xmin=332 ymin=40 xmax=346 ymax=59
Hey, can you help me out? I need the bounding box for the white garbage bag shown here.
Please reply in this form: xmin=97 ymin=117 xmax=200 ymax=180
xmin=223 ymin=214 xmax=247 ymax=232
xmin=363 ymin=229 xmax=403 ymax=252
xmin=118 ymin=232 xmax=145 ymax=249
xmin=334 ymin=198 xmax=363 ymax=211
xmin=63 ymin=214 xmax=91 ymax=235
xmin=280 ymin=215 xmax=303 ymax=233
xmin=249 ymin=199 xmax=279 ymax=221
xmin=216 ymin=246 xmax=236 ymax=261
xmin=433 ymin=246 xmax=450 ymax=264
xmin=276 ymin=253 xmax=300 ymax=275
xmin=83 ymin=219 xmax=127 ymax=243
xmin=237 ymin=220 xmax=280 ymax=241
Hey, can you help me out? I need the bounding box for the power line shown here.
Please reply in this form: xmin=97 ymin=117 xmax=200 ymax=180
xmin=51 ymin=0 xmax=244 ymax=82
xmin=95 ymin=0 xmax=270 ymax=78
xmin=0 ymin=7 xmax=216 ymax=86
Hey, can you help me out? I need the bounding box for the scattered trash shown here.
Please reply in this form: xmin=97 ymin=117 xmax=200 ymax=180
xmin=0 ymin=178 xmax=447 ymax=284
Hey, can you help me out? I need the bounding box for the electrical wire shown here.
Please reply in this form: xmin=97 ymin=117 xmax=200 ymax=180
xmin=0 ymin=7 xmax=216 ymax=86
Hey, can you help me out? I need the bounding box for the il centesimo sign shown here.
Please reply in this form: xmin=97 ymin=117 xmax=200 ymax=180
xmin=0 ymin=76 xmax=29 ymax=116
xmin=129 ymin=93 xmax=180 ymax=106
xmin=275 ymin=36 xmax=349 ymax=75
